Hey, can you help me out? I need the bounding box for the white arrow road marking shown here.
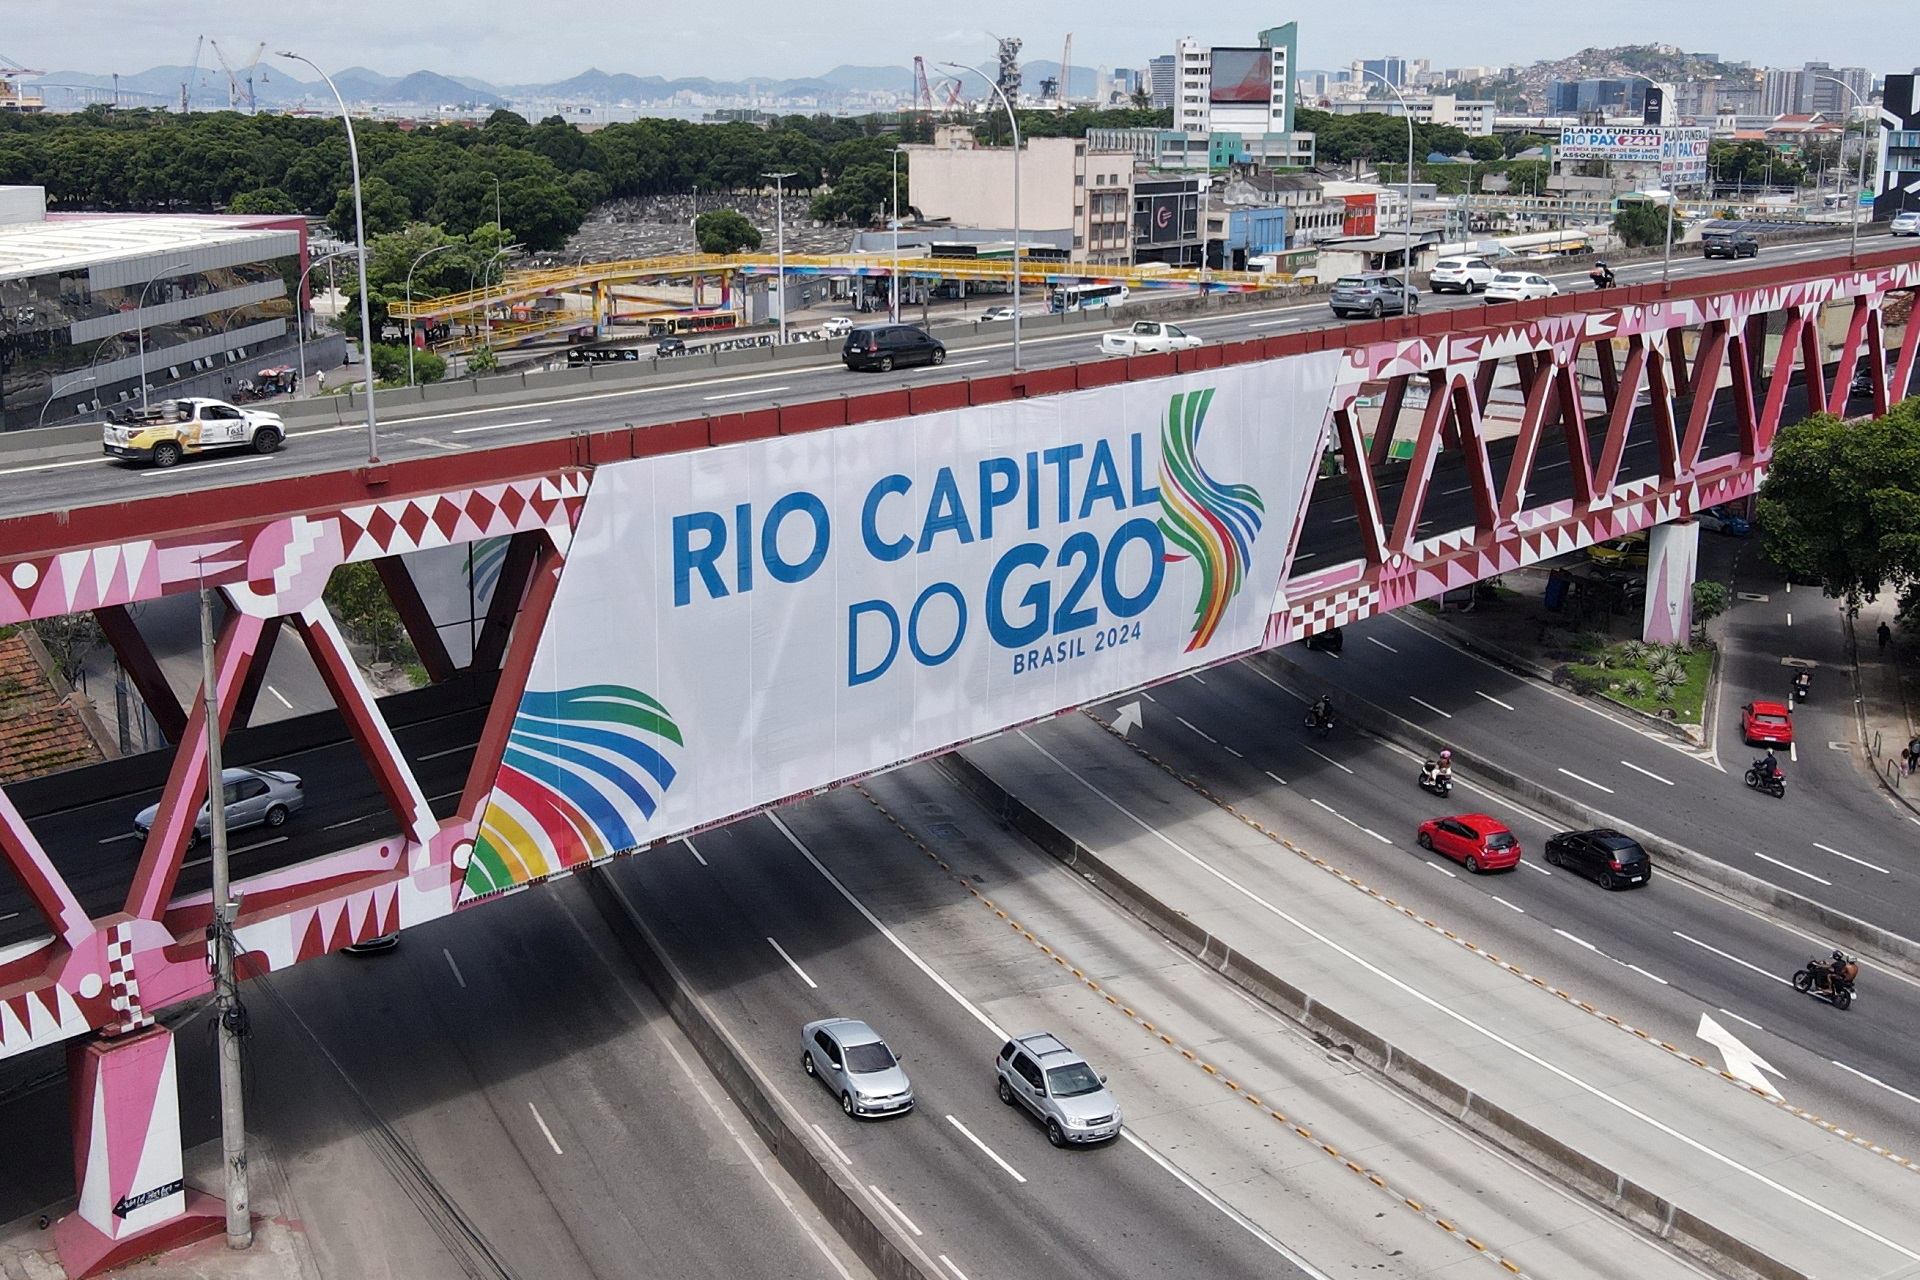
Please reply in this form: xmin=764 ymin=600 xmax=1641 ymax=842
xmin=1698 ymin=1013 xmax=1785 ymax=1098
xmin=1113 ymin=701 xmax=1143 ymax=737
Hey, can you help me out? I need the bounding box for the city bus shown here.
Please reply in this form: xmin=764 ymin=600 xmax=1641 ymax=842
xmin=1049 ymin=283 xmax=1131 ymax=313
xmin=645 ymin=311 xmax=741 ymax=338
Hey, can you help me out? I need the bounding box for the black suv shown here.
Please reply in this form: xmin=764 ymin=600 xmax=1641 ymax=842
xmin=842 ymin=324 xmax=946 ymax=372
xmin=1543 ymin=828 xmax=1652 ymax=889
xmin=1701 ymin=230 xmax=1759 ymax=260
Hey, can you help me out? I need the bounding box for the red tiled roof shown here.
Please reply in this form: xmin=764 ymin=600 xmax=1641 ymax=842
xmin=0 ymin=630 xmax=107 ymax=786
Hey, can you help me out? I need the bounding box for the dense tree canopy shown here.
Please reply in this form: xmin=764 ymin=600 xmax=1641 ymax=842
xmin=694 ymin=209 xmax=762 ymax=254
xmin=1757 ymin=399 xmax=1920 ymax=605
xmin=1613 ymin=200 xmax=1672 ymax=248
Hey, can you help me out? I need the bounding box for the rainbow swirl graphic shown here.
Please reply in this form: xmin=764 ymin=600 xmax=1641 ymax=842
xmin=1157 ymin=388 xmax=1264 ymax=652
xmin=463 ymin=685 xmax=683 ymax=899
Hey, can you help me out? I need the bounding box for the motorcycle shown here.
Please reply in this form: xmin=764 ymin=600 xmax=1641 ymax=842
xmin=1418 ymin=764 xmax=1453 ymax=797
xmin=1793 ymin=672 xmax=1810 ymax=703
xmin=1305 ymin=704 xmax=1335 ymax=738
xmin=1588 ymin=265 xmax=1616 ymax=290
xmin=1744 ymin=763 xmax=1786 ymax=798
xmin=1792 ymin=955 xmax=1858 ymax=1010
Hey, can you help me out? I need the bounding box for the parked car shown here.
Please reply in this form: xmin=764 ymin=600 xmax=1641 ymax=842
xmin=1543 ymin=828 xmax=1653 ymax=889
xmin=1099 ymin=320 xmax=1202 ymax=356
xmin=802 ymin=1018 xmax=914 ymax=1118
xmin=1891 ymin=211 xmax=1920 ymax=237
xmin=1586 ymin=533 xmax=1649 ymax=568
xmin=1484 ymin=272 xmax=1560 ymax=302
xmin=995 ymin=1032 xmax=1122 ymax=1147
xmin=820 ymin=316 xmax=853 ymax=338
xmin=1695 ymin=504 xmax=1751 ymax=536
xmin=842 ymin=324 xmax=946 ymax=372
xmin=1328 ymin=273 xmax=1420 ymax=319
xmin=1428 ymin=256 xmax=1499 ymax=294
xmin=102 ymin=398 xmax=286 ymax=469
xmin=1741 ymin=700 xmax=1794 ymax=747
xmin=132 ymin=766 xmax=304 ymax=847
xmin=1415 ymin=814 xmax=1522 ymax=873
xmin=1701 ymin=229 xmax=1760 ymax=259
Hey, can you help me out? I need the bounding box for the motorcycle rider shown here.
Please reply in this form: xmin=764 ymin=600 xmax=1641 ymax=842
xmin=1588 ymin=260 xmax=1616 ymax=290
xmin=1793 ymin=671 xmax=1810 ymax=701
xmin=1421 ymin=749 xmax=1454 ymax=789
xmin=1807 ymin=949 xmax=1858 ymax=997
xmin=1308 ymin=694 xmax=1334 ymax=730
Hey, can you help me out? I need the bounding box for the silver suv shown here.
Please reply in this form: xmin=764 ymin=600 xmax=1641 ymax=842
xmin=1327 ymin=272 xmax=1420 ymax=319
xmin=995 ymin=1033 xmax=1122 ymax=1146
xmin=803 ymin=1018 xmax=914 ymax=1118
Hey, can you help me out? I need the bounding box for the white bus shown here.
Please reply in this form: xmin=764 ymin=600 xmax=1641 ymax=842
xmin=1050 ymin=283 xmax=1131 ymax=313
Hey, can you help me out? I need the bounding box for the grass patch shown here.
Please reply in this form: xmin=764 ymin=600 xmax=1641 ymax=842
xmin=1565 ymin=641 xmax=1713 ymax=723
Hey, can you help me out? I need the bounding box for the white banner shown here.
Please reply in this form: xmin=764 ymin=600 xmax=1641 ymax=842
xmin=459 ymin=353 xmax=1342 ymax=896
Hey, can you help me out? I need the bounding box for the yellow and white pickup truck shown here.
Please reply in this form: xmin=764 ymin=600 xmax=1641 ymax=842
xmin=102 ymin=398 xmax=288 ymax=468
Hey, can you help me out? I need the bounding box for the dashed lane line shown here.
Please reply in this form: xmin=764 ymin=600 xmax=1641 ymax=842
xmin=1475 ymin=690 xmax=1515 ymax=711
xmin=1367 ymin=636 xmax=1400 ymax=653
xmin=766 ymin=936 xmax=819 ymax=989
xmin=1305 ymin=747 xmax=1354 ymax=775
xmin=528 ymin=1102 xmax=564 ymax=1155
xmin=1754 ymin=851 xmax=1831 ymax=885
xmin=1409 ymin=696 xmax=1454 ymax=719
xmin=1556 ymin=767 xmax=1615 ymax=794
xmin=1619 ymin=760 xmax=1674 ymax=786
xmin=944 ymin=1114 xmax=1027 ymax=1183
xmin=1813 ymin=842 xmax=1890 ymax=874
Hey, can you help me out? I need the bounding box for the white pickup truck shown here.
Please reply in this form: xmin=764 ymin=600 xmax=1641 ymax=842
xmin=1099 ymin=320 xmax=1201 ymax=356
xmin=102 ymin=397 xmax=287 ymax=468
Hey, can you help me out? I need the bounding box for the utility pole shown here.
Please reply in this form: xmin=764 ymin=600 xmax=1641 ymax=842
xmin=763 ymin=172 xmax=797 ymax=344
xmin=199 ymin=583 xmax=250 ymax=1249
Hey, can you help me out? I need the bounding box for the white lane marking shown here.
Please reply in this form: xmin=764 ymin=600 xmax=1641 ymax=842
xmin=867 ymin=1185 xmax=922 ymax=1237
xmin=1015 ymin=730 xmax=1920 ymax=1265
xmin=945 ymin=1114 xmax=1027 ymax=1183
xmin=773 ymin=807 xmax=1329 ymax=1272
xmin=417 ymin=741 xmax=478 ymax=762
xmin=932 ymin=359 xmax=989 ymax=370
xmin=1718 ymin=1008 xmax=1764 ymax=1031
xmin=322 ymin=815 xmax=373 ymax=831
xmin=1305 ymin=747 xmax=1354 ymax=775
xmin=0 ymin=457 xmax=98 ymax=478
xmin=1367 ymin=636 xmax=1399 ymax=653
xmin=1786 ymin=612 xmax=1792 ymax=627
xmin=1673 ymin=932 xmax=1793 ymax=985
xmin=1491 ymin=895 xmax=1526 ymax=913
xmin=140 ymin=456 xmax=262 ymax=477
xmin=1557 ymin=767 xmax=1615 ymax=794
xmin=1361 ymin=828 xmax=1393 ymax=845
xmin=1424 ymin=861 xmax=1458 ymax=878
xmin=1626 ymin=964 xmax=1670 ymax=986
xmin=705 ymin=386 xmax=791 ymax=402
xmin=683 ymin=836 xmax=709 ymax=866
xmin=810 ymin=1123 xmax=853 ymax=1167
xmin=1620 ymin=760 xmax=1674 ymax=786
xmin=1520 ymin=860 xmax=1553 ymax=876
xmin=449 ymin=416 xmax=556 ymax=435
xmin=443 ymin=949 xmax=466 ymax=988
xmin=229 ymin=835 xmax=287 ymax=855
xmin=939 ymin=1256 xmax=973 ymax=1280
xmin=1264 ymin=770 xmax=1288 ymax=785
xmin=1814 ymin=841 xmax=1890 ymax=874
xmin=766 ymin=936 xmax=818 ymax=989
xmin=1409 ymin=696 xmax=1453 ymax=719
xmin=1176 ymin=716 xmax=1218 ymax=743
xmin=1754 ymin=851 xmax=1831 ymax=885
xmin=1475 ymin=690 xmax=1515 ymax=710
xmin=1789 ymin=741 xmax=1798 ymax=763
xmin=1554 ymin=928 xmax=1598 ymax=951
xmin=0 ymin=912 xmax=17 ymax=922
xmin=1189 ymin=673 xmax=1208 ymax=685
xmin=529 ymin=1102 xmax=564 ymax=1155
xmin=97 ymin=831 xmax=141 ymax=844
xmin=1831 ymin=1060 xmax=1920 ymax=1107
xmin=1224 ymin=745 xmax=1244 ymax=758
xmin=267 ymin=685 xmax=294 ymax=710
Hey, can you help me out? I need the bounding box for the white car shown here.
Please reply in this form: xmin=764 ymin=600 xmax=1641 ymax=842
xmin=1484 ymin=272 xmax=1560 ymax=302
xmin=819 ymin=317 xmax=853 ymax=338
xmin=1891 ymin=211 xmax=1920 ymax=237
xmin=1428 ymin=256 xmax=1499 ymax=294
xmin=1099 ymin=320 xmax=1202 ymax=356
xmin=979 ymin=306 xmax=1033 ymax=322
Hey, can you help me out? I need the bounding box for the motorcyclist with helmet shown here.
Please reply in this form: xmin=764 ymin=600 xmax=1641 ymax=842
xmin=1307 ymin=694 xmax=1334 ymax=732
xmin=1805 ymin=949 xmax=1859 ymax=999
xmin=1589 ymin=260 xmax=1617 ymax=290
xmin=1420 ymin=748 xmax=1454 ymax=791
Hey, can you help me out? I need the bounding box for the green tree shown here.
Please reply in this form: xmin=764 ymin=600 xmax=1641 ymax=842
xmin=809 ymin=163 xmax=893 ymax=225
xmin=1756 ymin=400 xmax=1920 ymax=605
xmin=370 ymin=343 xmax=446 ymax=385
xmin=1692 ymin=580 xmax=1731 ymax=624
xmin=695 ymin=209 xmax=763 ymax=253
xmin=468 ymin=345 xmax=499 ymax=374
xmin=322 ymin=562 xmax=415 ymax=665
xmin=1613 ymin=200 xmax=1671 ymax=249
xmin=227 ymin=186 xmax=299 ymax=214
xmin=328 ymin=176 xmax=413 ymax=240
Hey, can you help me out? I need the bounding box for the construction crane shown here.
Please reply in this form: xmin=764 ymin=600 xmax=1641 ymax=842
xmin=939 ymin=78 xmax=964 ymax=110
xmin=1059 ymin=33 xmax=1072 ymax=105
xmin=0 ymin=51 xmax=47 ymax=113
xmin=913 ymin=56 xmax=933 ymax=113
xmin=181 ymin=35 xmax=203 ymax=113
xmin=209 ymin=40 xmax=241 ymax=111
xmin=240 ymin=42 xmax=266 ymax=112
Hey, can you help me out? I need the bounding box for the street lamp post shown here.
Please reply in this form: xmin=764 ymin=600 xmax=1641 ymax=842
xmin=940 ymin=63 xmax=1022 ymax=369
xmin=279 ymin=51 xmax=379 ymax=465
xmin=404 ymin=243 xmax=458 ymax=387
xmin=294 ymin=248 xmax=354 ymax=396
xmin=39 ymin=373 xmax=96 ymax=429
xmin=1358 ymin=68 xmax=1416 ymax=280
xmin=762 ymin=171 xmax=797 ymax=344
xmin=133 ymin=256 xmax=184 ymax=410
xmin=890 ymin=146 xmax=903 ymax=323
xmin=1814 ymin=74 xmax=1870 ymax=264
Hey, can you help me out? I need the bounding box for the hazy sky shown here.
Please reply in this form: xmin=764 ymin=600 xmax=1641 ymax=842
xmin=10 ymin=0 xmax=1913 ymax=84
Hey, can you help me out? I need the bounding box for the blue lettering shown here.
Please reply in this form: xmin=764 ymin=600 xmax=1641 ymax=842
xmin=672 ymin=512 xmax=728 ymax=606
xmin=1129 ymin=433 xmax=1162 ymax=507
xmin=978 ymin=457 xmax=1021 ymax=539
xmin=734 ymin=502 xmax=753 ymax=594
xmin=917 ymin=467 xmax=976 ymax=552
xmin=907 ymin=583 xmax=968 ymax=666
xmin=848 ymin=600 xmax=900 ymax=686
xmin=1025 ymin=451 xmax=1041 ymax=531
xmin=1043 ymin=444 xmax=1084 ymax=525
xmin=862 ymin=474 xmax=913 ymax=562
xmin=987 ymin=542 xmax=1051 ymax=648
xmin=1053 ymin=532 xmax=1100 ymax=633
xmin=1102 ymin=517 xmax=1166 ymax=618
xmin=761 ymin=492 xmax=830 ymax=584
xmin=1079 ymin=440 xmax=1126 ymax=519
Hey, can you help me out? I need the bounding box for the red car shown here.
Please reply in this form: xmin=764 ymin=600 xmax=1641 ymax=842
xmin=1416 ymin=814 xmax=1522 ymax=873
xmin=1741 ymin=700 xmax=1794 ymax=747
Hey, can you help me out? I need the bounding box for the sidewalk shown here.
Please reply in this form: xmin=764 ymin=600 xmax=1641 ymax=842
xmin=1851 ymin=594 xmax=1920 ymax=814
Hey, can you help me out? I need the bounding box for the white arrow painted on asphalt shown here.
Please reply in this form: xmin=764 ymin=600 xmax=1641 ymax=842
xmin=1697 ymin=1013 xmax=1785 ymax=1098
xmin=1113 ymin=701 xmax=1144 ymax=737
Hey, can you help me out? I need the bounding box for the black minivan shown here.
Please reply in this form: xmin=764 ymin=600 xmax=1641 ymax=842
xmin=843 ymin=324 xmax=946 ymax=372
xmin=1543 ymin=828 xmax=1652 ymax=889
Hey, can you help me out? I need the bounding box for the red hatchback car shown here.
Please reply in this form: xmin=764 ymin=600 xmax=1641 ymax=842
xmin=1417 ymin=814 xmax=1522 ymax=873
xmin=1742 ymin=700 xmax=1794 ymax=747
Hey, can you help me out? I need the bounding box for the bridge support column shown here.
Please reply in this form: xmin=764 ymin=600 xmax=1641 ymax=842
xmin=1642 ymin=520 xmax=1699 ymax=647
xmin=55 ymin=1025 xmax=226 ymax=1277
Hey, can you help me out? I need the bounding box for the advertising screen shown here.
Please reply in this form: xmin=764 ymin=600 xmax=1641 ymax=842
xmin=1209 ymin=48 xmax=1271 ymax=104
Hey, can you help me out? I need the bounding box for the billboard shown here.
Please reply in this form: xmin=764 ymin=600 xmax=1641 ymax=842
xmin=1660 ymin=126 xmax=1710 ymax=186
xmin=458 ymin=355 xmax=1343 ymax=898
xmin=1557 ymin=126 xmax=1665 ymax=163
xmin=1210 ymin=47 xmax=1272 ymax=104
xmin=1139 ymin=192 xmax=1188 ymax=244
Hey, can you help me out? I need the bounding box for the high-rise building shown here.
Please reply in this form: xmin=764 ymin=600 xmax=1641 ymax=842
xmin=1357 ymin=57 xmax=1409 ymax=89
xmin=1176 ymin=38 xmax=1209 ymax=133
xmin=1170 ymin=24 xmax=1296 ymax=137
xmin=1875 ymin=74 xmax=1920 ymax=218
xmin=1802 ymin=64 xmax=1870 ymax=114
xmin=1148 ymin=56 xmax=1176 ymax=109
xmin=1762 ymin=67 xmax=1803 ymax=115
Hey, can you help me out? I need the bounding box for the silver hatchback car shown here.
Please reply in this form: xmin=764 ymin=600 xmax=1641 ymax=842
xmin=133 ymin=765 xmax=304 ymax=847
xmin=802 ymin=1018 xmax=914 ymax=1118
xmin=995 ymin=1032 xmax=1123 ymax=1146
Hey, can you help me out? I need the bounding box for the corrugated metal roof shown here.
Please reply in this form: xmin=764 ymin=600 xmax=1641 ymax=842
xmin=0 ymin=215 xmax=296 ymax=284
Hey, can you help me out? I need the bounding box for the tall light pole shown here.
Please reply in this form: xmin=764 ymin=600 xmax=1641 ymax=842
xmin=890 ymin=146 xmax=903 ymax=323
xmin=762 ymin=171 xmax=797 ymax=344
xmin=1359 ymin=67 xmax=1416 ymax=280
xmin=940 ymin=63 xmax=1022 ymax=369
xmin=278 ymin=51 xmax=379 ymax=464
xmin=294 ymin=247 xmax=354 ymax=395
xmin=39 ymin=372 xmax=96 ymax=429
xmin=404 ymin=243 xmax=458 ymax=387
xmin=1814 ymin=74 xmax=1870 ymax=265
xmin=133 ymin=259 xmax=177 ymax=410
